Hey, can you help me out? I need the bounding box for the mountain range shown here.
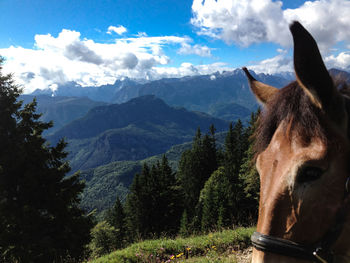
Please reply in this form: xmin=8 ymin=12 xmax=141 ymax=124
xmin=47 ymin=95 xmax=229 ymax=173
xmin=22 ymin=68 xmax=350 ymax=217
xmin=24 ymin=69 xmax=350 ymax=132
xmin=29 ymin=69 xmax=292 ymax=122
xmin=20 ymin=95 xmax=106 ymax=134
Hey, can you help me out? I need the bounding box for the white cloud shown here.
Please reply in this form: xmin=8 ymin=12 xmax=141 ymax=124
xmin=249 ymin=52 xmax=293 ymax=74
xmin=191 ymin=0 xmax=350 ymax=52
xmin=191 ymin=0 xmax=289 ymax=47
xmin=324 ymin=52 xmax=350 ymax=70
xmin=120 ymin=35 xmax=189 ymax=47
xmin=248 ymin=49 xmax=350 ymax=75
xmin=107 ymin=25 xmax=127 ymax=35
xmin=0 ymin=30 xmax=222 ymax=93
xmin=151 ymin=62 xmax=231 ymax=79
xmin=283 ymin=0 xmax=350 ymax=53
xmin=136 ymin=32 xmax=148 ymax=37
xmin=191 ymin=0 xmax=350 ymax=71
xmin=178 ymin=43 xmax=212 ymax=57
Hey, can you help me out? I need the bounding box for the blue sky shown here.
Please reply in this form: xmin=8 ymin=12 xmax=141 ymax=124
xmin=1 ymin=0 xmax=350 ymax=93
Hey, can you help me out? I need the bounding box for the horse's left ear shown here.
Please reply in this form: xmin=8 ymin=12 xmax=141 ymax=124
xmin=242 ymin=67 xmax=278 ymax=106
xmin=290 ymin=21 xmax=336 ymax=109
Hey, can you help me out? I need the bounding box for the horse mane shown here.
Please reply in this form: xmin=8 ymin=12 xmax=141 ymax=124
xmin=254 ymin=77 xmax=350 ymax=156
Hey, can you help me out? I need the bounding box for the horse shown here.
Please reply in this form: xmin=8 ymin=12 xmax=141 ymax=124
xmin=243 ymin=21 xmax=350 ymax=263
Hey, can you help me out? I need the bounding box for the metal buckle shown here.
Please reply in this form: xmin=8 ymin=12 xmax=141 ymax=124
xmin=345 ymin=177 xmax=350 ymax=194
xmin=313 ymin=248 xmax=328 ymax=263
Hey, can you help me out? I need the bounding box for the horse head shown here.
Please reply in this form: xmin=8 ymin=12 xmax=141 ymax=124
xmin=244 ymin=21 xmax=350 ymax=263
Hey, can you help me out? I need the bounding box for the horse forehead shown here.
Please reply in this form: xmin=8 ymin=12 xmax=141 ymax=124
xmin=257 ymin=122 xmax=328 ymax=177
xmin=256 ymin=123 xmax=330 ymax=217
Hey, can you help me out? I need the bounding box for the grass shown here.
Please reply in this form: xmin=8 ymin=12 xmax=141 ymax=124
xmin=88 ymin=227 xmax=255 ymax=263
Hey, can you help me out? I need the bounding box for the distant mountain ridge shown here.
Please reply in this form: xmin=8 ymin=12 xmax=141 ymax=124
xmin=25 ymin=69 xmax=349 ymax=132
xmin=30 ymin=69 xmax=349 ymax=107
xmin=329 ymin=68 xmax=350 ymax=83
xmin=47 ymin=95 xmax=229 ymax=173
xmin=20 ymin=95 xmax=106 ymax=134
xmin=29 ymin=69 xmax=293 ymax=122
xmin=49 ymin=95 xmax=227 ymax=141
xmin=31 ymin=77 xmax=144 ymax=102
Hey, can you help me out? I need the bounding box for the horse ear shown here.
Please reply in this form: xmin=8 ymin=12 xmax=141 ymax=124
xmin=290 ymin=21 xmax=335 ymax=109
xmin=242 ymin=67 xmax=278 ymax=106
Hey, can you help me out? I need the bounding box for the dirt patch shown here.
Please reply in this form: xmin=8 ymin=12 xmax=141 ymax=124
xmin=234 ymin=247 xmax=252 ymax=263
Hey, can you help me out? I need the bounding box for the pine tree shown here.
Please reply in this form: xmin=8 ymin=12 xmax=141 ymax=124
xmin=199 ymin=166 xmax=234 ymax=231
xmin=177 ymin=126 xmax=218 ymax=227
xmin=219 ymin=121 xmax=244 ymax=226
xmin=224 ymin=120 xmax=244 ymax=176
xmin=0 ymin=57 xmax=93 ymax=262
xmin=239 ymin=110 xmax=260 ymax=224
xmin=200 ymin=168 xmax=222 ymax=232
xmin=105 ymin=196 xmax=126 ymax=249
xmin=156 ymin=155 xmax=182 ymax=235
xmin=201 ymin=128 xmax=218 ymax=179
xmin=179 ymin=210 xmax=189 ymax=237
xmin=125 ymin=156 xmax=182 ymax=239
xmin=202 ymin=120 xmax=249 ymax=228
xmin=177 ymin=128 xmax=201 ymax=221
xmin=124 ymin=168 xmax=146 ymax=240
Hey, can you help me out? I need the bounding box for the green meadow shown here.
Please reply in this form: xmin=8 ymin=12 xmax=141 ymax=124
xmin=88 ymin=227 xmax=254 ymax=263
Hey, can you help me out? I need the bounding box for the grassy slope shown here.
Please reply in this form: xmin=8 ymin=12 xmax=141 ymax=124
xmin=88 ymin=227 xmax=255 ymax=263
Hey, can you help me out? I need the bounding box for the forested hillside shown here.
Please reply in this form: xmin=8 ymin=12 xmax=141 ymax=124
xmin=48 ymin=95 xmax=229 ymax=172
xmin=79 ymin=141 xmax=193 ymax=216
xmin=79 ymin=132 xmax=228 ymax=217
xmin=88 ymin=112 xmax=260 ymax=259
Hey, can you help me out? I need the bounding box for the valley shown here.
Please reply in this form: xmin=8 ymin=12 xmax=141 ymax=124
xmin=19 ymin=68 xmax=316 ymax=217
xmin=23 ymin=68 xmax=350 ymax=220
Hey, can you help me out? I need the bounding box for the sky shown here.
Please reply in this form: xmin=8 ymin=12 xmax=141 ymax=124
xmin=1 ymin=0 xmax=350 ymax=93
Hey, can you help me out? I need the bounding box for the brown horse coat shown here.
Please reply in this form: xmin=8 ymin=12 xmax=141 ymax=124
xmin=244 ymin=22 xmax=350 ymax=263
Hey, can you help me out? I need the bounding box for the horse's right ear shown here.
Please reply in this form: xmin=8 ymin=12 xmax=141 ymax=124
xmin=242 ymin=67 xmax=278 ymax=106
xmin=290 ymin=21 xmax=335 ymax=109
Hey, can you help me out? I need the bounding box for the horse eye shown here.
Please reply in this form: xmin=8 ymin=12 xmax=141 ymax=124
xmin=297 ymin=166 xmax=324 ymax=184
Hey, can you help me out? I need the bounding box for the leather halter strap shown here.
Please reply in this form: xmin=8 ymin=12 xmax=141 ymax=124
xmin=251 ymin=177 xmax=350 ymax=263
xmin=251 ymin=232 xmax=317 ymax=261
